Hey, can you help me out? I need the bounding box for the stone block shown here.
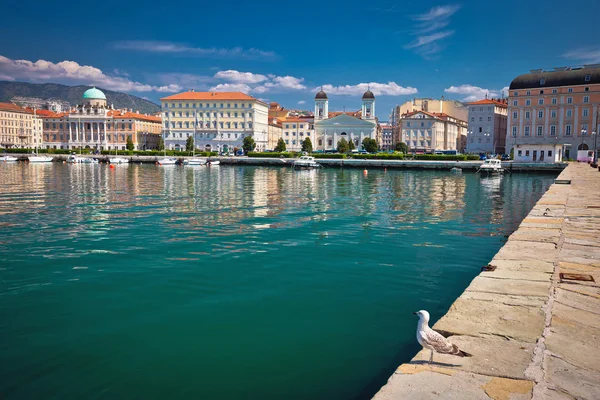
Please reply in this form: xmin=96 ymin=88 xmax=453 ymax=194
xmin=466 ymin=276 xmax=550 ymax=297
xmin=544 ymin=354 xmax=600 ymax=400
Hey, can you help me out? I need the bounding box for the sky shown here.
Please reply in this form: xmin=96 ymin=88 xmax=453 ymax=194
xmin=1 ymin=0 xmax=599 ymax=119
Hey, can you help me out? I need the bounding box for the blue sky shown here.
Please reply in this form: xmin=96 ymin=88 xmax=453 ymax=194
xmin=1 ymin=0 xmax=599 ymax=118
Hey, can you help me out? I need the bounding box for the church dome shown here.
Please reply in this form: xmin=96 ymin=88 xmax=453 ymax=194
xmin=362 ymin=90 xmax=375 ymax=99
xmin=83 ymin=87 xmax=106 ymax=100
xmin=315 ymin=90 xmax=328 ymax=100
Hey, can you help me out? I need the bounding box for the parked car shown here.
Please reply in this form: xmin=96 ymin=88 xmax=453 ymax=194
xmin=479 ymin=154 xmax=487 ymax=160
xmin=501 ymin=154 xmax=511 ymax=161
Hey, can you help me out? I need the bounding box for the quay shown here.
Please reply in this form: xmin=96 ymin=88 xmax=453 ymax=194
xmin=8 ymin=153 xmax=567 ymax=172
xmin=372 ymin=163 xmax=600 ymax=400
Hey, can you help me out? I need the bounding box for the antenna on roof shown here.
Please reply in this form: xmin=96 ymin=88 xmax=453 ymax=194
xmin=485 ymin=92 xmax=488 ymax=99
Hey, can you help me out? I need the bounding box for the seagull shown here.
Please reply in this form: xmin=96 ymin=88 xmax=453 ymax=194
xmin=414 ymin=310 xmax=472 ymax=364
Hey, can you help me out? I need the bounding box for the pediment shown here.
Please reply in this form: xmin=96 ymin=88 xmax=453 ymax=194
xmin=315 ymin=114 xmax=375 ymax=127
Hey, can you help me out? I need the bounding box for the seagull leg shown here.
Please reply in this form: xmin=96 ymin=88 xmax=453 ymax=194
xmin=429 ymin=350 xmax=433 ymax=364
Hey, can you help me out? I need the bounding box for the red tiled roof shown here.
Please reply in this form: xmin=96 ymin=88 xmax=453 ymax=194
xmin=160 ymin=91 xmax=256 ymax=101
xmin=32 ymin=109 xmax=65 ymax=118
xmin=0 ymin=102 xmax=33 ymax=114
xmin=281 ymin=117 xmax=314 ymax=123
xmin=108 ymin=110 xmax=161 ymax=122
xmin=328 ymin=110 xmax=361 ymax=118
xmin=468 ymin=99 xmax=508 ymax=107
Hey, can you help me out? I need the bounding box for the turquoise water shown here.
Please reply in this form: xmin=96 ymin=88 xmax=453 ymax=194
xmin=0 ymin=163 xmax=556 ymax=399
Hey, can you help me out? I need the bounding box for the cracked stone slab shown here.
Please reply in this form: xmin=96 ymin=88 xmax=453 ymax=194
xmin=555 ymin=287 xmax=600 ymax=315
xmin=488 ymin=259 xmax=554 ymax=274
xmin=433 ymin=298 xmax=545 ymax=343
xmin=493 ymin=241 xmax=557 ymax=262
xmin=480 ymin=269 xmax=552 ymax=282
xmin=551 ymin=301 xmax=600 ymax=330
xmin=546 ymin=315 xmax=600 ymax=373
xmin=410 ymin=334 xmax=534 ymax=380
xmin=372 ymin=366 xmax=533 ymax=400
xmin=466 ymin=276 xmax=550 ymax=297
xmin=508 ymin=228 xmax=561 ymax=244
xmin=458 ymin=291 xmax=547 ymax=307
xmin=543 ymin=354 xmax=600 ymax=400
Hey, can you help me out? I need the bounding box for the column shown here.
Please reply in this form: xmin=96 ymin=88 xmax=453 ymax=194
xmin=532 ymin=107 xmax=537 ymax=140
xmin=558 ymin=106 xmax=564 ymax=136
xmin=545 ymin=107 xmax=550 ymax=136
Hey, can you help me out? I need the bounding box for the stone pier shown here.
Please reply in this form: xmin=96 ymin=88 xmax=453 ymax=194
xmin=373 ymin=163 xmax=600 ymax=400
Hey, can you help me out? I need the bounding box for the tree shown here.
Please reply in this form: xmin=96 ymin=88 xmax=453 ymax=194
xmin=274 ymin=137 xmax=286 ymax=152
xmin=362 ymin=137 xmax=378 ymax=153
xmin=242 ymin=136 xmax=256 ymax=153
xmin=348 ymin=139 xmax=356 ymax=151
xmin=185 ymin=136 xmax=194 ymax=152
xmin=301 ymin=137 xmax=313 ymax=153
xmin=126 ymin=136 xmax=134 ymax=151
xmin=395 ymin=142 xmax=408 ymax=154
xmin=337 ymin=137 xmax=349 ymax=153
xmin=157 ymin=137 xmax=165 ymax=151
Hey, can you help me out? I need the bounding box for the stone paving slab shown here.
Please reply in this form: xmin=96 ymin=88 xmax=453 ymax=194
xmin=372 ymin=164 xmax=600 ymax=400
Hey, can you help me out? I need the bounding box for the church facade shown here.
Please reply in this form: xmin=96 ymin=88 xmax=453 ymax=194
xmin=313 ymin=89 xmax=378 ymax=151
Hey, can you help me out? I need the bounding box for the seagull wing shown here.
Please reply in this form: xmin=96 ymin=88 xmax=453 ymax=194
xmin=422 ymin=328 xmax=470 ymax=357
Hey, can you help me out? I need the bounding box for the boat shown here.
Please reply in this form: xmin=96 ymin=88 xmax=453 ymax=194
xmin=206 ymin=159 xmax=220 ymax=166
xmin=109 ymin=157 xmax=129 ymax=164
xmin=157 ymin=157 xmax=178 ymax=165
xmin=28 ymin=152 xmax=53 ymax=163
xmin=67 ymin=153 xmax=98 ymax=164
xmin=292 ymin=156 xmax=321 ymax=170
xmin=1 ymin=155 xmax=18 ymax=162
xmin=477 ymin=159 xmax=504 ymax=174
xmin=184 ymin=157 xmax=206 ymax=166
xmin=67 ymin=154 xmax=78 ymax=163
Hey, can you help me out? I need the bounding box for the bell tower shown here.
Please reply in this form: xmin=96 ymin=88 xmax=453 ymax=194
xmin=314 ymin=89 xmax=329 ymax=121
xmin=361 ymin=88 xmax=375 ymax=120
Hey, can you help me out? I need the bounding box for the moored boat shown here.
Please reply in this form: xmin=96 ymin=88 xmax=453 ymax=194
xmin=292 ymin=156 xmax=321 ymax=170
xmin=109 ymin=157 xmax=129 ymax=164
xmin=28 ymin=153 xmax=53 ymax=163
xmin=157 ymin=157 xmax=178 ymax=165
xmin=1 ymin=155 xmax=18 ymax=162
xmin=184 ymin=157 xmax=207 ymax=166
xmin=477 ymin=159 xmax=503 ymax=174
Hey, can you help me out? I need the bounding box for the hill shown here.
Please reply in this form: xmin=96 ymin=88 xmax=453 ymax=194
xmin=0 ymin=81 xmax=161 ymax=114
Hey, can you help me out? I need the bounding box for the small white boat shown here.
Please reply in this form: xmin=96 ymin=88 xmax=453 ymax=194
xmin=1 ymin=155 xmax=18 ymax=162
xmin=206 ymin=159 xmax=220 ymax=166
xmin=67 ymin=154 xmax=78 ymax=163
xmin=157 ymin=157 xmax=178 ymax=165
xmin=478 ymin=159 xmax=504 ymax=174
xmin=184 ymin=157 xmax=206 ymax=166
xmin=80 ymin=158 xmax=98 ymax=164
xmin=28 ymin=153 xmax=53 ymax=163
xmin=292 ymin=156 xmax=321 ymax=170
xmin=109 ymin=157 xmax=129 ymax=164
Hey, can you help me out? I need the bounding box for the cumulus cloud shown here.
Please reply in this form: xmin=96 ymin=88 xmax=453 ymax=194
xmin=405 ymin=4 xmax=461 ymax=58
xmin=209 ymin=83 xmax=253 ymax=93
xmin=562 ymin=47 xmax=600 ymax=64
xmin=112 ymin=41 xmax=277 ymax=60
xmin=211 ymin=70 xmax=306 ymax=93
xmin=444 ymin=84 xmax=509 ymax=102
xmin=318 ymin=82 xmax=418 ymax=96
xmin=297 ymin=100 xmax=306 ymax=105
xmin=0 ymin=55 xmax=181 ymax=93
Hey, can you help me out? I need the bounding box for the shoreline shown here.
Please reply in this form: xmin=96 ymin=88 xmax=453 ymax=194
xmin=372 ymin=162 xmax=600 ymax=399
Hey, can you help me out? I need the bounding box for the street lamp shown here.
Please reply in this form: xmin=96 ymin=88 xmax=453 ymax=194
xmin=592 ymin=130 xmax=598 ymax=165
xmin=580 ymin=129 xmax=587 ymax=162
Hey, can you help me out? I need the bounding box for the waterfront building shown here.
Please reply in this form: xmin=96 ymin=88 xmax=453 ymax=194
xmin=0 ymin=102 xmax=43 ymax=149
xmin=380 ymin=123 xmax=393 ymax=150
xmin=281 ymin=116 xmax=315 ymax=151
xmin=508 ymin=64 xmax=600 ymax=160
xmin=313 ymin=89 xmax=378 ymax=150
xmin=39 ymin=88 xmax=162 ymax=150
xmin=466 ymin=98 xmax=508 ymax=154
xmin=392 ymin=97 xmax=468 ymax=146
xmin=160 ymin=91 xmax=269 ymax=153
xmin=400 ymin=111 xmax=466 ymax=152
xmin=267 ymin=118 xmax=283 ymax=150
xmin=513 ymin=143 xmax=563 ymax=162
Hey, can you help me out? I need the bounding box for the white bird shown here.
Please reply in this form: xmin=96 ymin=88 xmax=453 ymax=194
xmin=414 ymin=310 xmax=471 ymax=364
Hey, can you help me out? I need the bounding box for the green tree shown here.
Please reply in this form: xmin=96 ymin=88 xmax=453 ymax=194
xmin=242 ymin=136 xmax=256 ymax=153
xmin=395 ymin=142 xmax=408 ymax=154
xmin=126 ymin=135 xmax=134 ymax=151
xmin=185 ymin=136 xmax=194 ymax=152
xmin=362 ymin=137 xmax=378 ymax=153
xmin=157 ymin=137 xmax=165 ymax=151
xmin=301 ymin=137 xmax=313 ymax=153
xmin=348 ymin=139 xmax=356 ymax=151
xmin=337 ymin=137 xmax=349 ymax=153
xmin=274 ymin=137 xmax=286 ymax=152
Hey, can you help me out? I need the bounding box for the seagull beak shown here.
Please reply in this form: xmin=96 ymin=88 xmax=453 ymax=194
xmin=413 ymin=312 xmax=417 ymax=315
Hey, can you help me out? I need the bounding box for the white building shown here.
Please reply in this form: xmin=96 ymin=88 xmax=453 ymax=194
xmin=281 ymin=116 xmax=314 ymax=151
xmin=466 ymin=98 xmax=508 ymax=154
xmin=401 ymin=111 xmax=465 ymax=152
xmin=513 ymin=143 xmax=563 ymax=163
xmin=160 ymin=91 xmax=269 ymax=153
xmin=313 ymin=89 xmax=377 ymax=150
xmin=380 ymin=123 xmax=393 ymax=150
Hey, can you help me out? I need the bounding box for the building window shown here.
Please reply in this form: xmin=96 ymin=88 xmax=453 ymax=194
xmin=513 ymin=100 xmax=518 ymax=106
xmin=524 ymin=126 xmax=530 ymax=136
xmin=585 ymin=74 xmax=591 ymax=82
xmin=568 ymin=88 xmax=573 ymax=93
xmin=525 ymin=150 xmax=530 ymax=156
xmin=471 ymin=117 xmax=474 ymax=122
xmin=540 ymin=90 xmax=544 ymax=94
xmin=566 ymin=109 xmax=572 ymax=117
xmin=552 ymin=98 xmax=557 ymax=105
xmin=488 ymin=116 xmax=491 ymax=121
xmin=526 ymin=91 xmax=531 ymax=95
xmin=513 ymin=112 xmax=518 ymax=119
xmin=565 ymin=125 xmax=571 ymax=136
xmin=478 ymin=117 xmax=482 ymax=122
xmin=548 ymin=150 xmax=552 ymax=157
xmin=479 ymin=127 xmax=482 ymax=133
xmin=526 ymin=100 xmax=531 ymax=106
xmin=537 ymin=126 xmax=543 ymax=136
xmin=552 ymin=89 xmax=557 ymax=94
xmin=512 ymin=126 xmax=517 ymax=137
xmin=513 ymin=92 xmax=518 ymax=96
xmin=518 ymin=150 xmax=522 ymax=156
xmin=583 ymin=96 xmax=589 ymax=103
xmin=550 ymin=125 xmax=556 ymax=136
xmin=583 ymin=109 xmax=589 ymax=117
xmin=525 ymin=111 xmax=530 ymax=119
xmin=538 ymin=111 xmax=543 ymax=119
xmin=538 ymin=99 xmax=544 ymax=105
xmin=551 ymin=110 xmax=557 ymax=118
xmin=540 ymin=78 xmax=545 ymax=85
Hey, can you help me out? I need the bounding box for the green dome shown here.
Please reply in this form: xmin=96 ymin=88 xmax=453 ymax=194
xmin=82 ymin=87 xmax=106 ymax=100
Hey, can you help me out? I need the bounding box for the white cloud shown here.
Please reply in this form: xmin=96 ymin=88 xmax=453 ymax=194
xmin=214 ymin=70 xmax=268 ymax=84
xmin=270 ymin=76 xmax=306 ymax=90
xmin=413 ymin=5 xmax=461 ymax=21
xmin=562 ymin=48 xmax=600 ymax=64
xmin=319 ymin=82 xmax=418 ymax=96
xmin=405 ymin=31 xmax=454 ymax=49
xmin=209 ymin=83 xmax=252 ymax=93
xmin=112 ymin=41 xmax=277 ymax=60
xmin=444 ymin=84 xmax=508 ymax=102
xmin=405 ymin=5 xmax=461 ymax=58
xmin=297 ymin=100 xmax=306 ymax=105
xmin=0 ymin=55 xmax=181 ymax=93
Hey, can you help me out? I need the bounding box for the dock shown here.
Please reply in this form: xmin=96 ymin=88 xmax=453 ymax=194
xmin=372 ymin=162 xmax=600 ymax=399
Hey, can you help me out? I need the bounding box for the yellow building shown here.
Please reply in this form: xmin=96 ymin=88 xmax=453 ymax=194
xmin=0 ymin=102 xmax=42 ymax=149
xmin=160 ymin=91 xmax=269 ymax=153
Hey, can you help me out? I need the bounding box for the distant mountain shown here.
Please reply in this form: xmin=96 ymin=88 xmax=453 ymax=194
xmin=0 ymin=81 xmax=161 ymax=114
